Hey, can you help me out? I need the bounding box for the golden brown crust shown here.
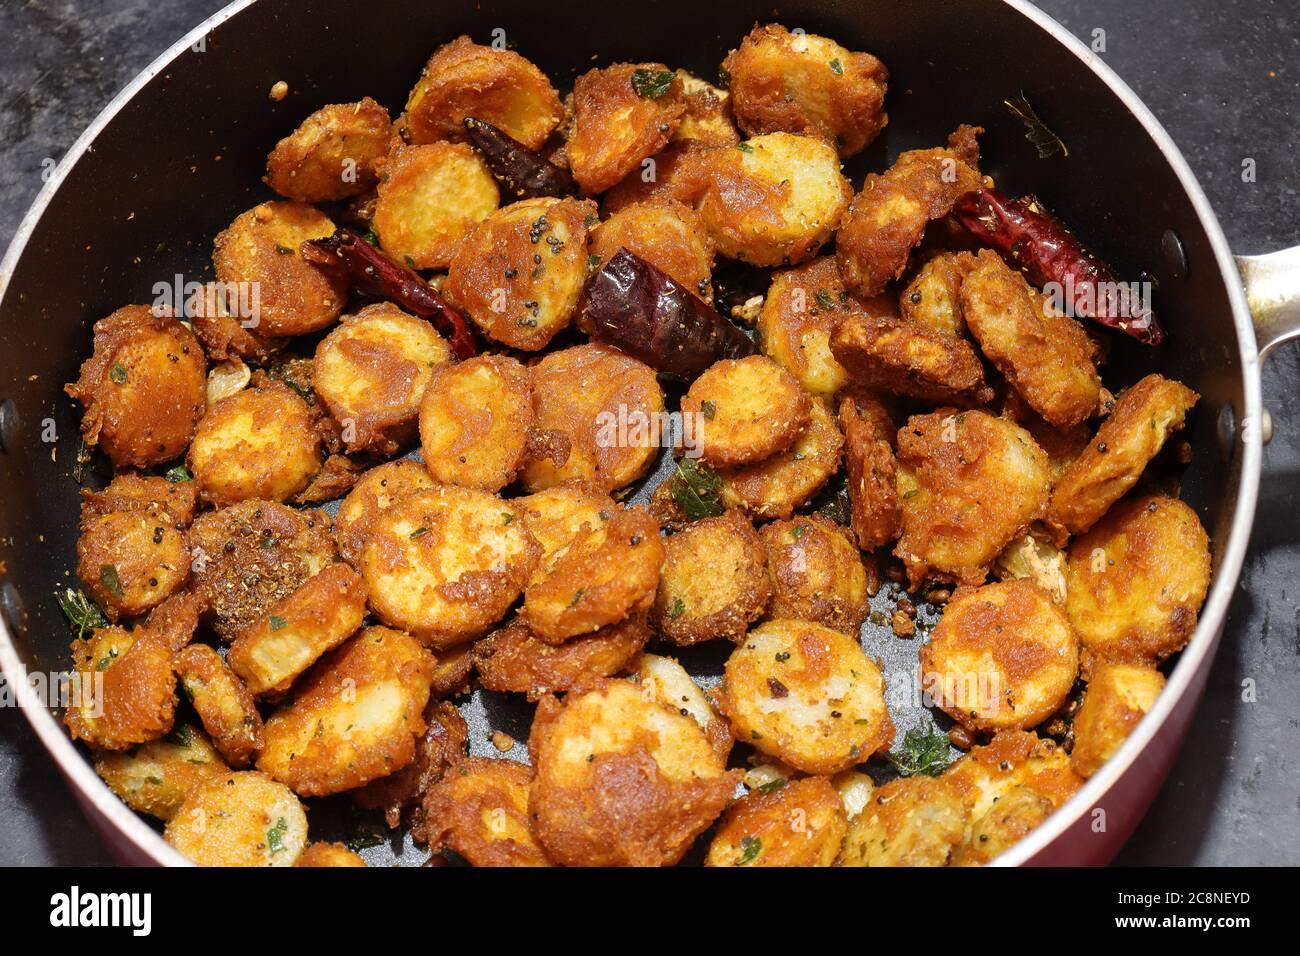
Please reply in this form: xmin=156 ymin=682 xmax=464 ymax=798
xmin=838 ymin=774 xmax=967 ymax=867
xmin=418 ymin=354 xmax=534 ymax=491
xmin=830 ymin=310 xmax=994 ymax=406
xmin=420 ymin=757 xmax=553 ymax=866
xmin=958 ymin=249 xmax=1100 ymax=430
xmin=403 ymin=36 xmax=563 ymax=150
xmin=899 ymin=252 xmax=967 ymax=337
xmin=520 ymin=343 xmax=665 ymax=492
xmin=360 ymin=486 xmax=540 ymax=648
xmin=706 ymin=776 xmax=848 ymax=867
xmin=756 ymin=256 xmax=853 ymax=398
xmin=522 ymin=505 xmax=663 ymax=643
xmin=333 ymin=459 xmax=438 ymax=567
xmin=835 ymin=128 xmax=983 ymax=296
xmin=93 ymin=724 xmax=229 ymax=821
xmin=894 ymin=409 xmax=1051 ymax=588
xmin=373 ymin=142 xmax=499 ymax=270
xmin=429 ymin=643 xmax=478 ymax=699
xmin=188 ymin=381 xmax=323 ymax=505
xmin=227 ymin=562 xmax=369 ymax=696
xmin=265 ymin=97 xmax=392 ymax=203
xmin=528 ymin=681 xmax=740 ymax=866
xmin=165 ymin=771 xmax=307 ymax=866
xmin=760 ymin=514 xmax=871 ymax=636
xmin=187 ymin=282 xmax=287 ymax=363
xmin=79 ymin=473 xmax=199 ymax=526
xmin=948 ymin=786 xmax=1053 ymax=866
xmin=446 ymin=196 xmax=596 ymax=351
xmin=1047 ymin=374 xmax=1199 ymax=539
xmin=652 ymin=510 xmax=770 ymax=645
xmin=188 ymin=500 xmax=337 ymax=641
xmin=697 ymin=132 xmax=851 ymax=266
xmin=476 ymin=613 xmax=650 ymax=699
xmin=76 ymin=505 xmax=189 ymax=621
xmin=516 ymin=482 xmax=617 ymax=578
xmin=1064 ymin=494 xmax=1210 ymax=670
xmin=176 ymin=643 xmax=266 ymax=767
xmin=212 ymin=201 xmax=346 ymax=337
xmin=296 ymin=842 xmax=368 ymax=867
xmin=355 ymin=699 xmax=469 ymax=827
xmin=65 ymin=305 xmax=206 ymax=469
xmin=919 ymin=579 xmax=1079 ymax=732
xmin=634 ymin=653 xmax=734 ymax=763
xmin=567 ymin=63 xmax=685 ymax=193
xmin=1069 ymin=662 xmax=1165 ymax=777
xmin=257 ymin=627 xmax=436 ymax=796
xmin=723 ymin=24 xmax=888 ymax=158
xmin=312 ymin=302 xmax=452 ymax=455
xmin=672 ymin=71 xmax=740 ymax=147
xmin=588 ymin=199 xmax=715 ymax=300
xmin=682 ymin=356 xmax=813 ymax=467
xmin=719 ymin=398 xmax=844 ymax=520
xmin=715 ymin=619 xmax=893 ymax=774
xmin=601 ymin=141 xmax=715 ymax=215
xmin=840 ymin=394 xmax=901 ymax=550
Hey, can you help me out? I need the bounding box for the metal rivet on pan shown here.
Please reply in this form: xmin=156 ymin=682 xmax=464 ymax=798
xmin=1161 ymin=229 xmax=1188 ymax=281
xmin=1217 ymin=404 xmax=1237 ymax=458
xmin=0 ymin=581 xmax=25 ymax=635
xmin=0 ymin=399 xmax=15 ymax=454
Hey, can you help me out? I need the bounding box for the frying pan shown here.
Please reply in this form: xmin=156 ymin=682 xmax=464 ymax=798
xmin=0 ymin=0 xmax=1295 ymax=867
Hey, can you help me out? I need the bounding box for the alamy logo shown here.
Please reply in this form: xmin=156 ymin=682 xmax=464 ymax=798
xmin=49 ymin=886 xmax=151 ymax=936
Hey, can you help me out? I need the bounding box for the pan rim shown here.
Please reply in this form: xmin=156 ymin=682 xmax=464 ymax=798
xmin=0 ymin=0 xmax=1264 ymax=868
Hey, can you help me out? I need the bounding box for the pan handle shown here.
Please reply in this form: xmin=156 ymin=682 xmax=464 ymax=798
xmin=1237 ymin=247 xmax=1300 ymax=362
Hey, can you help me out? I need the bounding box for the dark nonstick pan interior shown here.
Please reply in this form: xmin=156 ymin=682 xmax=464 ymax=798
xmin=0 ymin=0 xmax=1249 ymax=863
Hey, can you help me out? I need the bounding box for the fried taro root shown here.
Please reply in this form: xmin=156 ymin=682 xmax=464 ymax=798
xmin=333 ymin=459 xmax=438 ymax=567
xmin=722 ymin=24 xmax=888 ymax=158
xmin=227 ymin=562 xmax=368 ymax=697
xmin=403 ymin=35 xmax=563 ymax=150
xmin=697 ymin=131 xmax=851 ymax=267
xmin=189 ymin=499 xmax=336 ymax=641
xmin=164 ymin=771 xmax=308 ymax=867
xmin=567 ymin=62 xmax=685 ymax=193
xmin=522 ymin=505 xmax=663 ymax=643
xmin=894 ymin=409 xmax=1051 ymax=588
xmin=176 ymin=643 xmax=265 ymax=766
xmin=77 ymin=503 xmax=189 ymax=622
xmin=719 ymin=398 xmax=844 ymax=520
xmin=66 ymin=305 xmax=206 ymax=469
xmin=900 ymin=252 xmax=967 ymax=337
xmin=64 ymin=593 xmax=201 ymax=751
xmin=634 ymin=653 xmax=734 ymax=762
xmin=447 ymin=196 xmax=596 ymax=351
xmin=213 ymin=200 xmax=347 ymax=337
xmin=312 ymin=302 xmax=452 ymax=455
xmin=188 ymin=381 xmax=323 ymax=505
xmin=715 ymin=619 xmax=893 ymax=775
xmin=355 ymin=699 xmax=469 ymax=828
xmin=297 ymin=843 xmax=368 ymax=867
xmin=651 ymin=510 xmax=770 ymax=645
xmin=521 ymin=343 xmax=665 ymax=492
xmin=257 ymin=627 xmax=436 ymax=796
xmin=373 ymin=142 xmax=500 ymax=270
xmin=757 ymin=256 xmax=854 ymax=398
xmin=840 ymin=394 xmax=901 ymax=550
xmin=838 ymin=774 xmax=967 ymax=867
xmin=94 ymin=723 xmax=229 ymax=821
xmin=672 ymin=70 xmax=740 ymax=148
xmin=836 ymin=126 xmax=984 ymax=296
xmin=1047 ymin=374 xmax=1199 ymax=539
xmin=1064 ymin=493 xmax=1210 ymax=669
xmin=588 ymin=199 xmax=715 ymax=301
xmin=958 ymin=249 xmax=1101 ymax=430
xmin=265 ymin=97 xmax=392 ymax=203
xmin=516 ymin=482 xmax=616 ymax=576
xmin=419 ymin=354 xmax=534 ymax=491
xmin=706 ymin=775 xmax=848 ymax=867
xmin=360 ymin=486 xmax=539 ymax=648
xmin=830 ymin=309 xmax=994 ymax=406
xmin=79 ymin=473 xmax=199 ymax=526
xmin=1069 ymin=662 xmax=1166 ymax=778
xmin=601 ymin=141 xmax=713 ymax=215
xmin=418 ymin=757 xmax=552 ymax=866
xmin=682 ymin=356 xmax=812 ymax=467
xmin=528 ymin=681 xmax=740 ymax=866
xmin=187 ymin=281 xmax=287 ymax=363
xmin=920 ymin=579 xmax=1080 ymax=732
xmin=760 ymin=514 xmax=871 ymax=636
xmin=476 ymin=613 xmax=650 ymax=699
xmin=949 ymin=785 xmax=1054 ymax=866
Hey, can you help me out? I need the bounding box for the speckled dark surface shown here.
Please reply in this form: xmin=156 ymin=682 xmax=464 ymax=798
xmin=0 ymin=0 xmax=1296 ymax=866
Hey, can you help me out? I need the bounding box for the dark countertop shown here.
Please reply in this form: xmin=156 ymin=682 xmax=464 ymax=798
xmin=1 ymin=0 xmax=1296 ymax=866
